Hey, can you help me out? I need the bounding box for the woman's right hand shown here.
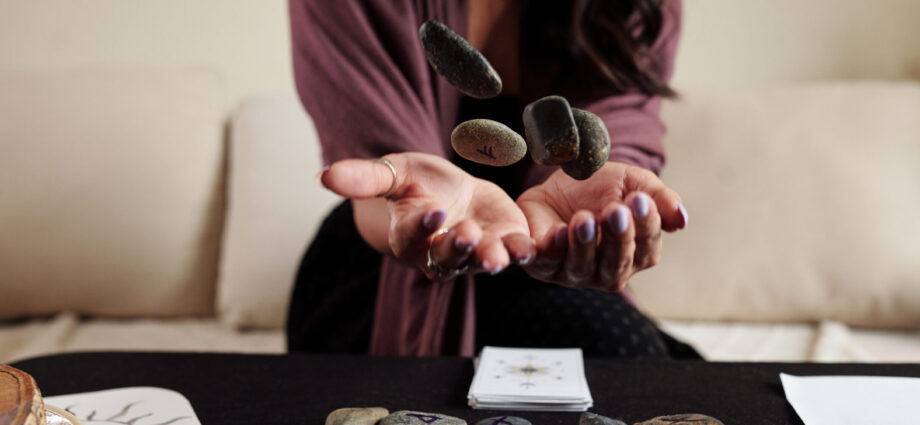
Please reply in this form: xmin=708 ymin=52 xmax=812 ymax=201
xmin=319 ymin=152 xmax=535 ymax=279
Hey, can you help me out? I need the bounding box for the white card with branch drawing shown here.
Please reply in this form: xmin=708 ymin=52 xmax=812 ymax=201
xmin=44 ymin=386 xmax=200 ymax=425
xmin=468 ymin=346 xmax=592 ymax=409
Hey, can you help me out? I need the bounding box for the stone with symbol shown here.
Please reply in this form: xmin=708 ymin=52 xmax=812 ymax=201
xmin=451 ymin=119 xmax=526 ymax=166
xmin=635 ymin=413 xmax=724 ymax=425
xmin=474 ymin=416 xmax=531 ymax=425
xmin=561 ymin=108 xmax=611 ymax=180
xmin=523 ymin=95 xmax=579 ymax=165
xmin=580 ymin=412 xmax=627 ymax=425
xmin=419 ymin=20 xmax=502 ymax=99
xmin=381 ymin=410 xmax=466 ymax=425
xmin=326 ymin=407 xmax=390 ymax=425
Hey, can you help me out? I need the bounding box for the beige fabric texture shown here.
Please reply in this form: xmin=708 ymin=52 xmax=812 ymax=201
xmin=0 ymin=69 xmax=227 ymax=318
xmin=217 ymin=93 xmax=340 ymax=328
xmin=632 ymin=82 xmax=920 ymax=327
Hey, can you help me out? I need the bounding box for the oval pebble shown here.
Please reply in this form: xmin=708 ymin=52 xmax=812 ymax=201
xmin=523 ymin=95 xmax=579 ymax=165
xmin=326 ymin=407 xmax=390 ymax=425
xmin=474 ymin=416 xmax=532 ymax=425
xmin=562 ymin=108 xmax=611 ymax=180
xmin=579 ymin=412 xmax=627 ymax=425
xmin=636 ymin=413 xmax=725 ymax=425
xmin=419 ymin=20 xmax=502 ymax=99
xmin=451 ymin=119 xmax=526 ymax=166
xmin=381 ymin=410 xmax=467 ymax=425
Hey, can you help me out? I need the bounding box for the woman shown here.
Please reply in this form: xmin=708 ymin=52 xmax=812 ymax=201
xmin=287 ymin=0 xmax=694 ymax=358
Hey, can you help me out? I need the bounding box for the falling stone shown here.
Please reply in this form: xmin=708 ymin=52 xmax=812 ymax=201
xmin=523 ymin=95 xmax=579 ymax=165
xmin=562 ymin=108 xmax=611 ymax=180
xmin=326 ymin=408 xmax=390 ymax=425
xmin=451 ymin=119 xmax=526 ymax=166
xmin=579 ymin=412 xmax=627 ymax=425
xmin=474 ymin=416 xmax=532 ymax=425
xmin=419 ymin=20 xmax=502 ymax=99
xmin=380 ymin=410 xmax=467 ymax=425
xmin=635 ymin=413 xmax=725 ymax=425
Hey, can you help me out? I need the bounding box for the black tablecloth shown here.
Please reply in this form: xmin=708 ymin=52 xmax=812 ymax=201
xmin=11 ymin=352 xmax=920 ymax=425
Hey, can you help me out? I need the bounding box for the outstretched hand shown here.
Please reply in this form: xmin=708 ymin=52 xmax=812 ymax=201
xmin=516 ymin=162 xmax=688 ymax=291
xmin=320 ymin=153 xmax=534 ymax=279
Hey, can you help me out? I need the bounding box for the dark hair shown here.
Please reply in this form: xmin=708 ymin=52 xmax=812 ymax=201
xmin=524 ymin=0 xmax=676 ymax=97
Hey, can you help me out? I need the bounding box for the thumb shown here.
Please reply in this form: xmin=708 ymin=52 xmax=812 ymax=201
xmin=319 ymin=156 xmax=405 ymax=199
xmin=624 ymin=167 xmax=688 ymax=232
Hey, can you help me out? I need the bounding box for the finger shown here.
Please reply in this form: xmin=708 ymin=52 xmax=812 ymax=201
xmin=598 ymin=203 xmax=635 ymax=291
xmin=474 ymin=234 xmax=511 ymax=275
xmin=625 ymin=191 xmax=662 ymax=271
xmin=564 ymin=210 xmax=597 ymax=285
xmin=390 ymin=206 xmax=446 ymax=260
xmin=622 ymin=167 xmax=687 ymax=232
xmin=430 ymin=219 xmax=482 ymax=269
xmin=523 ymin=223 xmax=567 ymax=280
xmin=319 ymin=156 xmax=405 ymax=199
xmin=502 ymin=233 xmax=536 ymax=266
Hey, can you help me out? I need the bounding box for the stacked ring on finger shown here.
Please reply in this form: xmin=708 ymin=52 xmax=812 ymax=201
xmin=425 ymin=227 xmax=471 ymax=280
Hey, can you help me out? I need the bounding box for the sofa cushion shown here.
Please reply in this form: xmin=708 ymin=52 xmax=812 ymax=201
xmin=631 ymin=82 xmax=920 ymax=327
xmin=217 ymin=93 xmax=340 ymax=329
xmin=0 ymin=69 xmax=226 ymax=318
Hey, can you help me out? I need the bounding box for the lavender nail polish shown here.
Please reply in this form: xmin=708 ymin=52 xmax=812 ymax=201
xmin=630 ymin=193 xmax=650 ymax=217
xmin=516 ymin=253 xmax=533 ymax=265
xmin=576 ymin=217 xmax=596 ymax=243
xmin=608 ymin=206 xmax=630 ymax=234
xmin=422 ymin=209 xmax=446 ymax=230
xmin=677 ymin=203 xmax=689 ymax=228
xmin=490 ymin=264 xmax=505 ymax=275
xmin=554 ymin=227 xmax=568 ymax=249
xmin=454 ymin=237 xmax=477 ymax=253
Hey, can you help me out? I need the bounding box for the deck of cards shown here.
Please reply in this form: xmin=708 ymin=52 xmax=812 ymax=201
xmin=467 ymin=346 xmax=593 ymax=412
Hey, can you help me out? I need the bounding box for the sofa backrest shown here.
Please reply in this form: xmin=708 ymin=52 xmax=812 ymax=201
xmin=632 ymin=82 xmax=920 ymax=327
xmin=0 ymin=69 xmax=227 ymax=318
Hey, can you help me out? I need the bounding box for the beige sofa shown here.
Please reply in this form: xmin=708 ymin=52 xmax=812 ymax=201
xmin=1 ymin=69 xmax=918 ymax=363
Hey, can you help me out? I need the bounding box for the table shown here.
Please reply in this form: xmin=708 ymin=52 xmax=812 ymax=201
xmin=11 ymin=352 xmax=920 ymax=425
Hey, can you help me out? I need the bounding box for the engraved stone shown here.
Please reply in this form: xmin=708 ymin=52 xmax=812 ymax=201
xmin=523 ymin=95 xmax=579 ymax=165
xmin=635 ymin=413 xmax=725 ymax=425
xmin=474 ymin=416 xmax=532 ymax=425
xmin=562 ymin=108 xmax=611 ymax=180
xmin=419 ymin=20 xmax=502 ymax=99
xmin=326 ymin=407 xmax=390 ymax=425
xmin=451 ymin=119 xmax=526 ymax=166
xmin=579 ymin=411 xmax=627 ymax=425
xmin=381 ymin=411 xmax=466 ymax=425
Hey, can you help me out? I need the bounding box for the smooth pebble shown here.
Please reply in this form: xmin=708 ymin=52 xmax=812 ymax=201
xmin=562 ymin=108 xmax=611 ymax=180
xmin=635 ymin=413 xmax=725 ymax=425
xmin=381 ymin=410 xmax=466 ymax=425
xmin=326 ymin=407 xmax=390 ymax=425
xmin=474 ymin=416 xmax=532 ymax=425
xmin=579 ymin=412 xmax=627 ymax=425
xmin=419 ymin=20 xmax=502 ymax=99
xmin=523 ymin=95 xmax=579 ymax=165
xmin=451 ymin=119 xmax=526 ymax=166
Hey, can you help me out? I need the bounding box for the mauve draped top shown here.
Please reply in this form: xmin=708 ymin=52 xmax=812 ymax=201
xmin=289 ymin=0 xmax=682 ymax=356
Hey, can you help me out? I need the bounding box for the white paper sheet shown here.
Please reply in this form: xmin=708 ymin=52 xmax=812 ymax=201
xmin=44 ymin=386 xmax=201 ymax=425
xmin=780 ymin=373 xmax=920 ymax=425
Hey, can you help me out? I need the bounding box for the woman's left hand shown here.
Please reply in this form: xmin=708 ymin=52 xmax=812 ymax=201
xmin=516 ymin=162 xmax=688 ymax=291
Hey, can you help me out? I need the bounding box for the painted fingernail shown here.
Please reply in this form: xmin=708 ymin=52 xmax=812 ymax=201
xmin=422 ymin=209 xmax=446 ymax=231
xmin=490 ymin=264 xmax=505 ymax=275
xmin=608 ymin=206 xmax=630 ymax=234
xmin=630 ymin=193 xmax=650 ymax=217
xmin=515 ymin=253 xmax=533 ymax=265
xmin=554 ymin=227 xmax=568 ymax=250
xmin=677 ymin=203 xmax=689 ymax=229
xmin=314 ymin=165 xmax=331 ymax=185
xmin=576 ymin=217 xmax=596 ymax=243
xmin=454 ymin=237 xmax=477 ymax=253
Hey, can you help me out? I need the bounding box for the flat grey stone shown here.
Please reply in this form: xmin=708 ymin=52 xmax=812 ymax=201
xmin=451 ymin=119 xmax=526 ymax=166
xmin=579 ymin=412 xmax=626 ymax=425
xmin=326 ymin=407 xmax=389 ymax=425
xmin=474 ymin=416 xmax=531 ymax=425
xmin=523 ymin=95 xmax=579 ymax=165
xmin=419 ymin=20 xmax=502 ymax=99
xmin=381 ymin=410 xmax=466 ymax=425
xmin=562 ymin=108 xmax=610 ymax=180
xmin=636 ymin=413 xmax=725 ymax=425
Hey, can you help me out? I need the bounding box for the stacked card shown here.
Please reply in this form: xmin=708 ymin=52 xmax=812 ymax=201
xmin=467 ymin=346 xmax=593 ymax=412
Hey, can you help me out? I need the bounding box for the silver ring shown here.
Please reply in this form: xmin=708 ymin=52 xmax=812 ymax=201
xmin=425 ymin=228 xmax=470 ymax=280
xmin=373 ymin=157 xmax=398 ymax=198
